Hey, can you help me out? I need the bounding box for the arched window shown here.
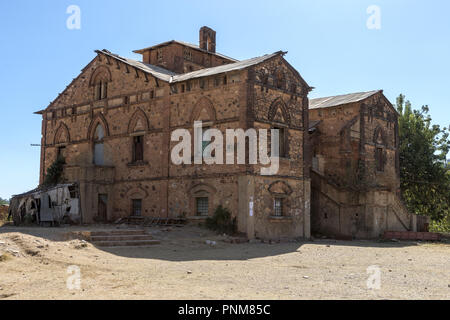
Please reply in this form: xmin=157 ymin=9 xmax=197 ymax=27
xmin=93 ymin=124 xmax=105 ymax=165
xmin=90 ymin=67 xmax=111 ymax=101
xmin=94 ymin=80 xmax=108 ymax=101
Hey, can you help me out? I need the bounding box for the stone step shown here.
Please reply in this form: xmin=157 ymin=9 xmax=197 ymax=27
xmin=92 ymin=239 xmax=161 ymax=247
xmin=90 ymin=230 xmax=146 ymax=237
xmin=90 ymin=235 xmax=154 ymax=242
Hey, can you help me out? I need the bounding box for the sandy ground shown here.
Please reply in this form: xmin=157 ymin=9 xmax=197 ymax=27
xmin=0 ymin=224 xmax=449 ymax=300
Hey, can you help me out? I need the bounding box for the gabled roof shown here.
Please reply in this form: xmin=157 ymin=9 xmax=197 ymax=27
xmin=38 ymin=49 xmax=305 ymax=113
xmin=97 ymin=50 xmax=177 ymax=82
xmin=170 ymin=52 xmax=283 ymax=83
xmin=133 ymin=40 xmax=238 ymax=62
xmin=309 ymin=90 xmax=381 ymax=109
xmin=98 ymin=50 xmax=285 ymax=84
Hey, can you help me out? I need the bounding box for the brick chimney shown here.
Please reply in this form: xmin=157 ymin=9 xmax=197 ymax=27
xmin=199 ymin=26 xmax=216 ymax=53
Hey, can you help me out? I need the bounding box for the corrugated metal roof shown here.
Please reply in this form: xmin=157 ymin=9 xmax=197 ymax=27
xmin=309 ymin=90 xmax=381 ymax=109
xmin=133 ymin=40 xmax=238 ymax=62
xmin=98 ymin=49 xmax=282 ymax=84
xmin=170 ymin=52 xmax=282 ymax=83
xmin=97 ymin=50 xmax=177 ymax=82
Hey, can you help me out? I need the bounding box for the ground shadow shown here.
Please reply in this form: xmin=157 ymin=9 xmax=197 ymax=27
xmin=0 ymin=224 xmax=427 ymax=262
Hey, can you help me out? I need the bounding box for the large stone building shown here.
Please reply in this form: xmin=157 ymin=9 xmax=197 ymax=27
xmin=33 ymin=27 xmax=414 ymax=240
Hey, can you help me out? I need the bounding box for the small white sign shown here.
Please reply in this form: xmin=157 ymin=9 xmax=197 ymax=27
xmin=249 ymin=197 xmax=254 ymax=217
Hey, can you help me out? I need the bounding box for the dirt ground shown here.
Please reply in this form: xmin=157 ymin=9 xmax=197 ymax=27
xmin=0 ymin=224 xmax=449 ymax=300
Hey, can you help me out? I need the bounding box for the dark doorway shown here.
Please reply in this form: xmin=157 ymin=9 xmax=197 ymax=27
xmin=98 ymin=194 xmax=108 ymax=221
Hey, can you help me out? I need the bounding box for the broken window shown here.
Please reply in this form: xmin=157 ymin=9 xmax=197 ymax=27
xmin=132 ymin=199 xmax=142 ymax=217
xmin=274 ymin=198 xmax=283 ymax=217
xmin=93 ymin=124 xmax=105 ymax=166
xmin=183 ymin=48 xmax=192 ymax=61
xmin=196 ymin=197 xmax=209 ymax=216
xmin=133 ymin=135 xmax=144 ymax=162
xmin=157 ymin=49 xmax=163 ymax=62
xmin=202 ymin=126 xmax=212 ymax=154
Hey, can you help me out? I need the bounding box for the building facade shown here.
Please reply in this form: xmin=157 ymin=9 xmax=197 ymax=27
xmin=309 ymin=91 xmax=415 ymax=238
xmin=36 ymin=27 xmax=312 ymax=240
xmin=34 ymin=27 xmax=414 ymax=239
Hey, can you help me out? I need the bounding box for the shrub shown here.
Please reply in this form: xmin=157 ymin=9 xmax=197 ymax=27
xmin=429 ymin=218 xmax=450 ymax=233
xmin=205 ymin=205 xmax=237 ymax=235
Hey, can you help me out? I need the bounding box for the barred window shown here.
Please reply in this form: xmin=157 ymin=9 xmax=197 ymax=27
xmin=196 ymin=197 xmax=209 ymax=216
xmin=132 ymin=199 xmax=142 ymax=217
xmin=376 ymin=147 xmax=384 ymax=172
xmin=274 ymin=198 xmax=283 ymax=217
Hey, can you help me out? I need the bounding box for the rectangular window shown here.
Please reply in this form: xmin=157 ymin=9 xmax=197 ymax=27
xmin=202 ymin=126 xmax=211 ymax=153
xmin=196 ymin=197 xmax=209 ymax=216
xmin=57 ymin=146 xmax=66 ymax=160
xmin=101 ymin=82 xmax=107 ymax=99
xmin=133 ymin=135 xmax=144 ymax=162
xmin=376 ymin=148 xmax=384 ymax=172
xmin=274 ymin=198 xmax=283 ymax=217
xmin=132 ymin=199 xmax=142 ymax=217
xmin=272 ymin=127 xmax=286 ymax=158
xmin=94 ymin=142 xmax=104 ymax=166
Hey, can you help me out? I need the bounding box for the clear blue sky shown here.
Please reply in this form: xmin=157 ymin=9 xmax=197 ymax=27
xmin=0 ymin=0 xmax=449 ymax=199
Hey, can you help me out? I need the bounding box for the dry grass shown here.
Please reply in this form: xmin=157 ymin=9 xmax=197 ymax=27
xmin=0 ymin=252 xmax=13 ymax=262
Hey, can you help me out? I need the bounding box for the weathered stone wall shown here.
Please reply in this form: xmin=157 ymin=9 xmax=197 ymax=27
xmin=39 ymin=48 xmax=312 ymax=240
xmin=140 ymin=42 xmax=234 ymax=74
xmin=309 ymin=92 xmax=409 ymax=239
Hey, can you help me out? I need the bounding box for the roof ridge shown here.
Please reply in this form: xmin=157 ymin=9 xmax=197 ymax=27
xmin=309 ymin=90 xmax=383 ymax=110
xmin=169 ymin=51 xmax=284 ymax=83
xmin=133 ymin=40 xmax=239 ymax=62
xmin=309 ymin=90 xmax=381 ymax=101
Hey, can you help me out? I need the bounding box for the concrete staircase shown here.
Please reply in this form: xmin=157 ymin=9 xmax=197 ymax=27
xmin=89 ymin=229 xmax=160 ymax=247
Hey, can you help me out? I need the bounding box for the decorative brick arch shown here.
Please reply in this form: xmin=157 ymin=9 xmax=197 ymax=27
xmin=188 ymin=183 xmax=217 ymax=217
xmin=191 ymin=97 xmax=216 ymax=123
xmin=53 ymin=122 xmax=70 ymax=145
xmin=127 ymin=108 xmax=149 ymax=134
xmin=188 ymin=183 xmax=217 ymax=197
xmin=268 ymin=98 xmax=291 ymax=125
xmin=268 ymin=180 xmax=293 ymax=196
xmin=88 ymin=113 xmax=110 ymax=140
xmin=89 ymin=65 xmax=112 ymax=87
xmin=126 ymin=186 xmax=149 ymax=199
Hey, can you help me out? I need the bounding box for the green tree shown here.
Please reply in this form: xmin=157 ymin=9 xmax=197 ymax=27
xmin=0 ymin=197 xmax=8 ymax=205
xmin=396 ymin=94 xmax=450 ymax=225
xmin=42 ymin=156 xmax=66 ymax=187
